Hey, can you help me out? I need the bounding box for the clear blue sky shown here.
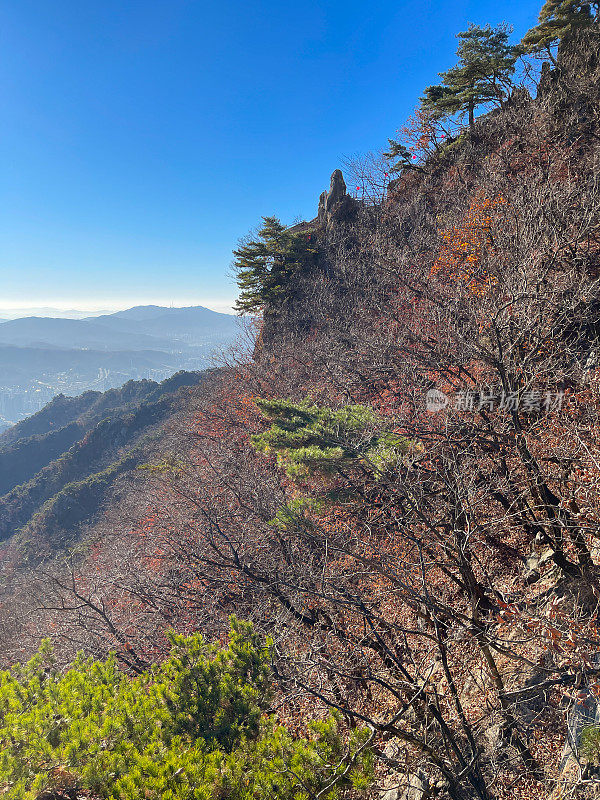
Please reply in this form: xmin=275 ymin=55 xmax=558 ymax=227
xmin=1 ymin=0 xmax=542 ymax=314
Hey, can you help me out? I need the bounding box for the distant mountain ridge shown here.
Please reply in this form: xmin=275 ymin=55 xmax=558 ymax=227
xmin=0 ymin=305 xmax=239 ymax=351
xmin=0 ymin=305 xmax=243 ymax=425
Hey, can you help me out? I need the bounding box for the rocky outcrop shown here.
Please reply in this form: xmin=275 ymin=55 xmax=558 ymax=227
xmin=537 ymin=26 xmax=600 ymax=137
xmin=380 ymin=771 xmax=436 ymax=800
xmin=317 ymin=169 xmax=358 ymax=229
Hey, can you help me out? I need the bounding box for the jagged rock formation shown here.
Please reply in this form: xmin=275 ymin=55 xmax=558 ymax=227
xmin=537 ymin=27 xmax=600 ymax=152
xmin=539 ymin=27 xmax=600 ymax=101
xmin=317 ymin=169 xmax=358 ymax=229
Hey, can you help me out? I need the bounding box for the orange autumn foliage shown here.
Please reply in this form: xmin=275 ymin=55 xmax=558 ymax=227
xmin=431 ymin=193 xmax=507 ymax=294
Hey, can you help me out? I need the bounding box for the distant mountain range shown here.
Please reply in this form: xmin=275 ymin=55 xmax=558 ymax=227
xmin=0 ymin=305 xmax=239 ymax=351
xmin=0 ymin=307 xmax=114 ymax=320
xmin=0 ymin=305 xmax=243 ymax=428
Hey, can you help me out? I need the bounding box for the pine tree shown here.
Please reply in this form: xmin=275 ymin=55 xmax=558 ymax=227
xmin=252 ymin=398 xmax=413 ymax=480
xmin=0 ymin=621 xmax=374 ymax=800
xmin=422 ymin=24 xmax=518 ymax=127
xmin=233 ymin=216 xmax=317 ymax=315
xmin=382 ymin=139 xmax=414 ymax=174
xmin=521 ymin=1 xmax=599 ymax=57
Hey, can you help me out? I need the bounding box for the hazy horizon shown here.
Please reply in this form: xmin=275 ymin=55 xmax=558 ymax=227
xmin=0 ymin=300 xmax=237 ymax=320
xmin=2 ymin=1 xmax=541 ymax=313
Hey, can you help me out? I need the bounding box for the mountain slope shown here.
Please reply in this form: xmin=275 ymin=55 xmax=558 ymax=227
xmin=2 ymin=25 xmax=600 ymax=800
xmin=0 ymin=370 xmax=209 ymax=551
xmin=0 ymin=376 xmax=176 ymax=449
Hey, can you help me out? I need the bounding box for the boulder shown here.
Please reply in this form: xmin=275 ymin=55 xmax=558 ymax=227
xmin=380 ymin=770 xmax=435 ymax=800
xmin=327 ymin=169 xmax=347 ymax=208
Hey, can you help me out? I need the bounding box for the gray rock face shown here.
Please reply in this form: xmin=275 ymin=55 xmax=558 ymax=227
xmin=537 ymin=27 xmax=600 ymax=113
xmin=317 ymin=190 xmax=328 ymax=225
xmin=380 ymin=771 xmax=434 ymax=800
xmin=327 ymin=169 xmax=347 ymax=207
xmin=317 ymin=169 xmax=358 ymax=229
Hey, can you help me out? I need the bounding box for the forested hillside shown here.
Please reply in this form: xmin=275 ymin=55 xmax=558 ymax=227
xmin=0 ymin=371 xmax=209 ymax=557
xmin=2 ymin=7 xmax=600 ymax=800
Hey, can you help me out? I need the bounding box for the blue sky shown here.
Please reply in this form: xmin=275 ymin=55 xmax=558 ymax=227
xmin=1 ymin=0 xmax=543 ymax=314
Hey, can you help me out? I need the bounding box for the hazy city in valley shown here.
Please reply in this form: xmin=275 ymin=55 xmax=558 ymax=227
xmin=0 ymin=305 xmax=240 ymax=430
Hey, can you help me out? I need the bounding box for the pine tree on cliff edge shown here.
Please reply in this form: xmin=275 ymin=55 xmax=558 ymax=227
xmin=521 ymin=1 xmax=599 ymax=59
xmin=233 ymin=216 xmax=317 ymax=315
xmin=421 ymin=23 xmax=518 ymax=127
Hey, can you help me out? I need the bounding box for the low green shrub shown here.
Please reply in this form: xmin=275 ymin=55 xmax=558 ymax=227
xmin=0 ymin=618 xmax=373 ymax=800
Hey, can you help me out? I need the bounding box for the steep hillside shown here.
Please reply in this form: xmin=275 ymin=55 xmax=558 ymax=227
xmin=0 ymin=379 xmax=160 ymax=449
xmin=0 ymin=370 xmax=209 ymax=554
xmin=2 ymin=20 xmax=600 ymax=800
xmin=60 ymin=28 xmax=599 ymax=800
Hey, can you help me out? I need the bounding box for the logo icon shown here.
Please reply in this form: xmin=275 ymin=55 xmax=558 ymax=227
xmin=426 ymin=389 xmax=449 ymax=413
